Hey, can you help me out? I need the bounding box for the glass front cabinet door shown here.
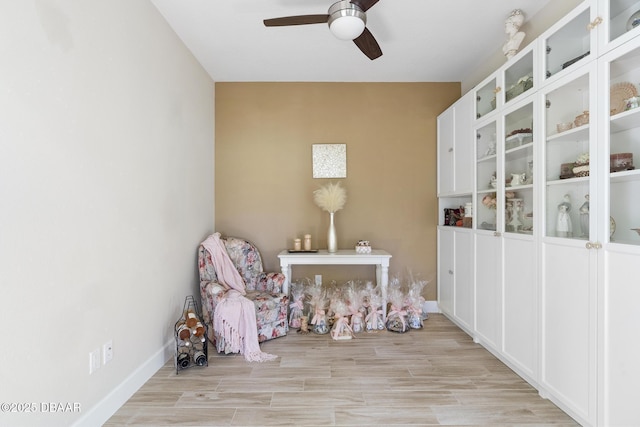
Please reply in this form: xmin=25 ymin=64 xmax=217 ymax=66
xmin=502 ymin=95 xmax=535 ymax=235
xmin=475 ymin=119 xmax=499 ymax=232
xmin=475 ymin=73 xmax=500 ymax=121
xmin=601 ymin=40 xmax=640 ymax=246
xmin=538 ymin=56 xmax=598 ymax=427
xmin=598 ymin=30 xmax=640 ymax=427
xmin=541 ymin=62 xmax=597 ymax=242
xmin=598 ymin=0 xmax=640 ymax=53
xmin=540 ymin=2 xmax=598 ymax=87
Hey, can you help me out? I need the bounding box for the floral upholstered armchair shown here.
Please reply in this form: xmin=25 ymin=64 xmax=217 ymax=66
xmin=198 ymin=235 xmax=288 ymax=354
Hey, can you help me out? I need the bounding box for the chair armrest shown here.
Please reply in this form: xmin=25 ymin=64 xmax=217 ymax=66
xmin=255 ymin=272 xmax=285 ymax=294
xmin=200 ymin=280 xmax=226 ymax=311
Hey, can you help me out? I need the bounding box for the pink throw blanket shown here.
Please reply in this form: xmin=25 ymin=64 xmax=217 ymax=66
xmin=201 ymin=233 xmax=277 ymax=362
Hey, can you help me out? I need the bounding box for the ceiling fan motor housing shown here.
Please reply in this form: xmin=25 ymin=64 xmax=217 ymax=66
xmin=328 ymin=1 xmax=366 ymax=40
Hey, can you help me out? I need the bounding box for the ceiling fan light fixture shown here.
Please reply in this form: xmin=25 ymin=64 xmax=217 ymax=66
xmin=328 ymin=1 xmax=366 ymax=40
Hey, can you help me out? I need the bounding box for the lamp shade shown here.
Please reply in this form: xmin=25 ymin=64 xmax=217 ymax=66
xmin=328 ymin=1 xmax=366 ymax=41
xmin=329 ymin=16 xmax=365 ymax=40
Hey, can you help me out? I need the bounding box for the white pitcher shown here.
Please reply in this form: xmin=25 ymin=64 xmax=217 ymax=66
xmin=511 ymin=172 xmax=526 ymax=186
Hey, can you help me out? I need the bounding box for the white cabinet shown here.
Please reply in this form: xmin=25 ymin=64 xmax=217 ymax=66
xmin=601 ymin=248 xmax=640 ymax=426
xmin=597 ymin=0 xmax=640 ymax=54
xmin=437 ymin=227 xmax=454 ymax=316
xmin=502 ymin=236 xmax=537 ymax=381
xmin=437 ymin=92 xmax=474 ymax=197
xmin=539 ymin=2 xmax=598 ymax=89
xmin=474 ymin=232 xmax=502 ymax=350
xmin=437 ymin=105 xmax=455 ymax=196
xmin=541 ymin=242 xmax=597 ymax=424
xmin=538 ymin=7 xmax=640 ymax=424
xmin=537 ymin=6 xmax=600 ymax=422
xmin=473 ymin=86 xmax=539 ymax=376
xmin=597 ymin=33 xmax=640 ymax=427
xmin=437 ymin=226 xmax=474 ymax=334
xmin=452 ymin=230 xmax=474 ymax=331
xmin=437 ymin=3 xmax=640 ymax=425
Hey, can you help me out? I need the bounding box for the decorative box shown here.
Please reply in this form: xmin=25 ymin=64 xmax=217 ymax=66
xmin=560 ymin=162 xmax=575 ymax=179
xmin=610 ymin=153 xmax=634 ymax=172
xmin=355 ymin=240 xmax=371 ymax=254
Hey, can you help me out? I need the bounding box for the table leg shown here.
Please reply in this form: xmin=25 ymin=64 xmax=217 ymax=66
xmin=280 ymin=263 xmax=291 ymax=295
xmin=377 ymin=264 xmax=389 ymax=319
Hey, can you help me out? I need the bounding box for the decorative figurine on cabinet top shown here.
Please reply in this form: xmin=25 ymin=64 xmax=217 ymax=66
xmin=503 ymin=9 xmax=526 ymax=60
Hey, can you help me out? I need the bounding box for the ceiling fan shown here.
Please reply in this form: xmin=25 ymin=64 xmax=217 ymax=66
xmin=263 ymin=0 xmax=383 ymax=60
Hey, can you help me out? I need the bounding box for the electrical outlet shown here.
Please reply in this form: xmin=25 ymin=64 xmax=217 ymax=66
xmin=89 ymin=348 xmax=100 ymax=374
xmin=315 ymin=274 xmax=322 ymax=286
xmin=103 ymin=340 xmax=113 ymax=364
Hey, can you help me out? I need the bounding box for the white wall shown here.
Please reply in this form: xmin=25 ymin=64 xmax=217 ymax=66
xmin=461 ymin=0 xmax=583 ymax=93
xmin=0 ymin=1 xmax=214 ymax=426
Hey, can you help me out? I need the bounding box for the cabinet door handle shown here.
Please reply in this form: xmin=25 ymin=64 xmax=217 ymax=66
xmin=448 ymin=270 xmax=454 ymax=275
xmin=494 ymin=87 xmax=502 ymax=94
xmin=593 ymin=242 xmax=602 ymax=249
xmin=585 ymin=242 xmax=593 ymax=249
xmin=587 ymin=17 xmax=602 ymax=30
xmin=448 ymin=147 xmax=453 ymax=152
xmin=493 ymin=231 xmax=501 ymax=237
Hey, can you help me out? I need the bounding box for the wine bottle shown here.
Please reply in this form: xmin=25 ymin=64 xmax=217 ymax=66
xmin=194 ymin=350 xmax=206 ymax=366
xmin=177 ymin=352 xmax=190 ymax=368
xmin=184 ymin=310 xmax=198 ymax=328
xmin=191 ymin=321 xmax=206 ymax=342
xmin=176 ymin=321 xmax=191 ymax=343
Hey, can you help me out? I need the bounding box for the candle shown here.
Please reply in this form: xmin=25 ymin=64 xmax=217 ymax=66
xmin=304 ymin=234 xmax=312 ymax=251
xmin=294 ymin=238 xmax=301 ymax=251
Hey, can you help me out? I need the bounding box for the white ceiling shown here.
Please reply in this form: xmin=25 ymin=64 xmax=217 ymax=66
xmin=151 ymin=0 xmax=551 ymax=82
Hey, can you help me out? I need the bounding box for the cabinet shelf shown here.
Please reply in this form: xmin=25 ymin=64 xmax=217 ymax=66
xmin=477 ymin=187 xmax=497 ymax=195
xmin=611 ymin=168 xmax=640 ymax=182
xmin=610 ymin=107 xmax=640 ymax=132
xmin=546 ymin=175 xmax=590 ymax=186
xmin=477 ymin=154 xmax=497 ymax=162
xmin=507 ymin=183 xmax=533 ymax=190
xmin=546 ymin=124 xmax=589 ymax=142
xmin=506 ymin=139 xmax=533 ymax=154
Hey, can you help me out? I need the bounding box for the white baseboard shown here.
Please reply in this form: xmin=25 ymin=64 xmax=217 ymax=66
xmin=72 ymin=339 xmax=173 ymax=427
xmin=423 ymin=300 xmax=440 ymax=313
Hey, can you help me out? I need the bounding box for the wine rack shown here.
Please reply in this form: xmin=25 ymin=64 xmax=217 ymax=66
xmin=174 ymin=295 xmax=208 ymax=374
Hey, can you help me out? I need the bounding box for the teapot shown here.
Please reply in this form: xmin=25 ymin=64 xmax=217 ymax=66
xmin=511 ymin=172 xmax=526 ymax=186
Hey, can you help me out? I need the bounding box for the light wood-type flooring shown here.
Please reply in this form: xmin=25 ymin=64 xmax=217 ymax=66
xmin=106 ymin=314 xmax=578 ymax=426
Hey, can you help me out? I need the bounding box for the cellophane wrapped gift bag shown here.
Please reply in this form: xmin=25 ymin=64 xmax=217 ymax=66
xmin=365 ymin=288 xmax=385 ymax=332
xmin=330 ymin=299 xmax=354 ymax=340
xmin=289 ymin=280 xmax=306 ymax=329
xmin=345 ymin=281 xmax=365 ymax=334
xmin=405 ymin=278 xmax=428 ymax=329
xmin=326 ymin=281 xmax=342 ymax=328
xmin=307 ymin=281 xmax=329 ymax=334
xmin=386 ymin=279 xmax=409 ymax=333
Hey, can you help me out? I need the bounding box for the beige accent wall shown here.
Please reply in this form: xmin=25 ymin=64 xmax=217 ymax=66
xmin=215 ymin=82 xmax=460 ymax=299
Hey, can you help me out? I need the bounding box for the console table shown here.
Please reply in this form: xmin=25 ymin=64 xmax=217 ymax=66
xmin=277 ymin=249 xmax=392 ymax=317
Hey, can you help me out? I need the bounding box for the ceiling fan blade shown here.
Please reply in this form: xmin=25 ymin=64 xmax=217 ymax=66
xmin=350 ymin=0 xmax=380 ymax=12
xmin=263 ymin=15 xmax=329 ymax=27
xmin=353 ymin=27 xmax=382 ymax=60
